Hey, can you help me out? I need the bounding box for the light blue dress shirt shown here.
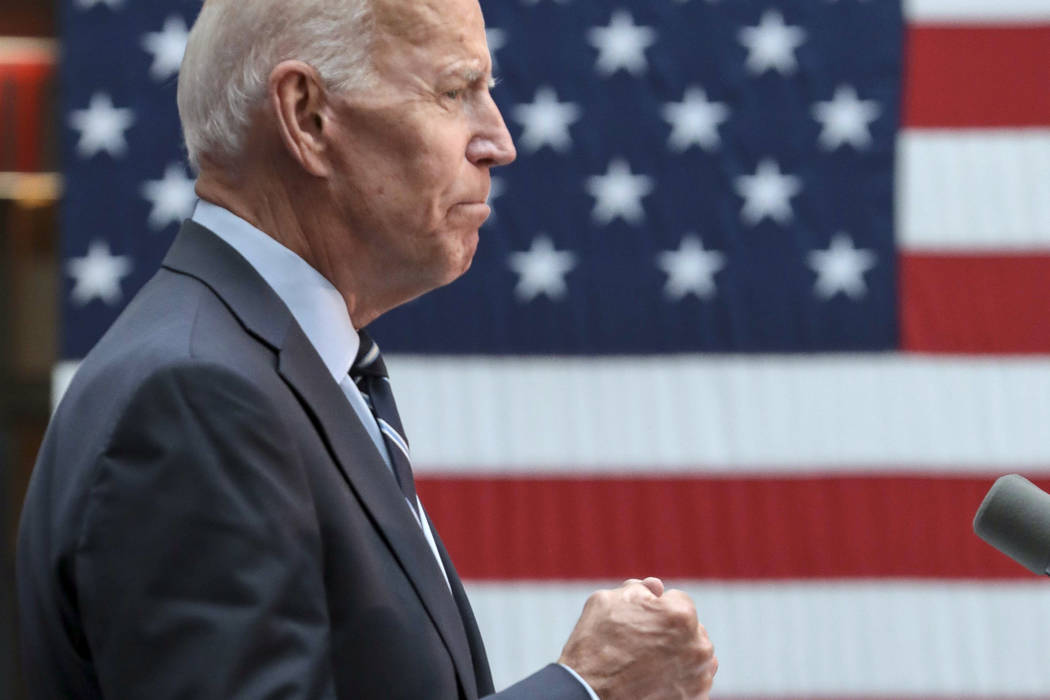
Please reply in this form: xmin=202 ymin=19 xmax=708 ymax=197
xmin=190 ymin=200 xmax=597 ymax=700
xmin=191 ymin=200 xmax=450 ymax=585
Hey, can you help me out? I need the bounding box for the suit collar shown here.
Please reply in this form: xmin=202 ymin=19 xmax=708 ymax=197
xmin=190 ymin=200 xmax=359 ymax=382
xmin=162 ymin=219 xmax=292 ymax=350
xmin=162 ymin=221 xmax=479 ymax=698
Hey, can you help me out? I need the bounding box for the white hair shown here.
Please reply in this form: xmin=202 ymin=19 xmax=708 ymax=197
xmin=177 ymin=0 xmax=377 ymax=170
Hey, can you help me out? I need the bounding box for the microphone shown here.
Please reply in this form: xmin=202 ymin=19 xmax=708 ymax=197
xmin=974 ymin=474 xmax=1050 ymax=576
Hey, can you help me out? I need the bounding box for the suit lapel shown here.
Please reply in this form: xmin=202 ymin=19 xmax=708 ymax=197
xmin=429 ymin=515 xmax=495 ymax=697
xmin=162 ymin=221 xmax=479 ymax=698
xmin=278 ymin=328 xmax=478 ymax=699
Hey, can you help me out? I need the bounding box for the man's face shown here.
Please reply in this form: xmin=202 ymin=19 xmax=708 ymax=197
xmin=322 ymin=0 xmax=516 ymax=308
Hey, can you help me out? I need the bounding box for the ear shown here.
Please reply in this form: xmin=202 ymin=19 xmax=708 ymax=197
xmin=269 ymin=60 xmax=331 ymax=177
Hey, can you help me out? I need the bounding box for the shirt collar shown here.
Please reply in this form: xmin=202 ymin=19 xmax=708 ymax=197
xmin=191 ymin=199 xmax=358 ymax=381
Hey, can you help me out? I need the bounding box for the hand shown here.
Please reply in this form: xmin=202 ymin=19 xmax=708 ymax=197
xmin=558 ymin=578 xmax=717 ymax=700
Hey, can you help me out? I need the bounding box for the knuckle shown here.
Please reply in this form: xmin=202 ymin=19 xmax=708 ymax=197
xmin=701 ymin=674 xmax=715 ymax=694
xmin=665 ymin=588 xmax=697 ymax=611
xmin=690 ymin=655 xmax=718 ymax=694
xmin=668 ymin=612 xmax=696 ymax=636
xmin=663 ymin=597 xmax=698 ymax=630
xmin=701 ymin=661 xmax=718 ymax=689
xmin=587 ymin=589 xmax=613 ymax=608
xmin=687 ymin=639 xmax=709 ymax=662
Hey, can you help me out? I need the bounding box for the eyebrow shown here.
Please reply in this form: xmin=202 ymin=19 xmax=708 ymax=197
xmin=461 ymin=68 xmax=488 ymax=83
xmin=462 ymin=70 xmax=498 ymax=89
xmin=444 ymin=59 xmax=492 ymax=86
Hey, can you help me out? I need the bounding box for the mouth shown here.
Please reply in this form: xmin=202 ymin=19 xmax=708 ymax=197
xmin=451 ymin=201 xmax=492 ymax=225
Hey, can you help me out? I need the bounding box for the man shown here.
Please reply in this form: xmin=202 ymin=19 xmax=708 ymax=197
xmin=18 ymin=0 xmax=718 ymax=698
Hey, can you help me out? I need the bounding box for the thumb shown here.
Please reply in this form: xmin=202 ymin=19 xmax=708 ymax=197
xmin=640 ymin=577 xmax=664 ymax=597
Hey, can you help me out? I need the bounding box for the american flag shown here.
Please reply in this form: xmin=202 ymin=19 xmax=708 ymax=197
xmin=59 ymin=0 xmax=1050 ymax=696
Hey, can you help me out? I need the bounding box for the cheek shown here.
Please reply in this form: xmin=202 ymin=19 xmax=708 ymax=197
xmin=410 ymin=131 xmax=470 ymax=194
xmin=410 ymin=159 xmax=463 ymax=228
xmin=356 ymin=126 xmax=472 ymax=237
xmin=417 ymin=143 xmax=461 ymax=187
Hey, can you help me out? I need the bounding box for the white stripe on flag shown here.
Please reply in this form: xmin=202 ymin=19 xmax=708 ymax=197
xmin=904 ymin=0 xmax=1050 ymax=22
xmin=386 ymin=355 xmax=1050 ymax=472
xmin=898 ymin=130 xmax=1050 ymax=251
xmin=467 ymin=580 xmax=1050 ymax=696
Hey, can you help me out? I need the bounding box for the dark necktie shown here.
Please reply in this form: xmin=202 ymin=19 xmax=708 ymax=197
xmin=350 ymin=331 xmax=421 ymax=522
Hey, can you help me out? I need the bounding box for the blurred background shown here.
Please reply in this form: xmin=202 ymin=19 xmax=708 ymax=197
xmin=3 ymin=0 xmax=1050 ymax=698
xmin=2 ymin=1 xmax=57 ymax=698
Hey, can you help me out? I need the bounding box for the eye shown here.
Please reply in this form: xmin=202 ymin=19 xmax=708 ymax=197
xmin=443 ymin=88 xmax=463 ymax=100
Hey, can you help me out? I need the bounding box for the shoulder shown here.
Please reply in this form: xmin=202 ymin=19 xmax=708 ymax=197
xmin=21 ymin=270 xmax=301 ymax=595
xmin=64 ymin=267 xmax=280 ymax=424
xmin=42 ymin=270 xmax=292 ymax=524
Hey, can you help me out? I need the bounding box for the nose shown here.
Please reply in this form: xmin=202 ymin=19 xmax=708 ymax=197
xmin=467 ymin=94 xmax=517 ymax=168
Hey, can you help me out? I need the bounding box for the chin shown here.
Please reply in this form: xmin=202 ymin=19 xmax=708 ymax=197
xmin=449 ymin=228 xmax=479 ymax=277
xmin=418 ymin=227 xmax=479 ymax=290
xmin=438 ymin=246 xmax=476 ymax=287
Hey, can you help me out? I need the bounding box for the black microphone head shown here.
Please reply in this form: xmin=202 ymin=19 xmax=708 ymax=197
xmin=974 ymin=474 xmax=1050 ymax=576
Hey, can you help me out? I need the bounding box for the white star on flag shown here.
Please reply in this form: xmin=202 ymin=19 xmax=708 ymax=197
xmin=662 ymin=87 xmax=730 ymax=152
xmin=734 ymin=158 xmax=802 ymax=226
xmin=508 ymin=235 xmax=577 ymax=302
xmin=586 ymin=158 xmax=655 ymax=226
xmin=588 ymin=11 xmax=657 ymax=77
xmin=738 ymin=10 xmax=807 ymax=76
xmin=66 ymin=240 xmax=133 ymax=306
xmin=656 ymin=235 xmax=726 ymax=300
xmin=484 ymin=177 xmax=506 ymax=227
xmin=142 ymin=163 xmax=197 ymax=230
xmin=68 ymin=93 xmax=135 ymax=159
xmin=512 ymin=87 xmax=582 ymax=154
xmin=808 ymin=233 xmax=878 ymax=300
xmin=74 ymin=0 xmax=125 ymax=9
xmin=142 ymin=15 xmax=189 ymax=82
xmin=812 ymin=85 xmax=881 ymax=151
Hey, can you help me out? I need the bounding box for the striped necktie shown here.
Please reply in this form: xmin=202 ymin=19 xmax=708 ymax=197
xmin=350 ymin=331 xmax=420 ymax=522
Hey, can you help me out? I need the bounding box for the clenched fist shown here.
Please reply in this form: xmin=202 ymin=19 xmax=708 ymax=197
xmin=558 ymin=578 xmax=717 ymax=700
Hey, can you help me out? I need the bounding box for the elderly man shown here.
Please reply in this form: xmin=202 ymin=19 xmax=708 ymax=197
xmin=18 ymin=0 xmax=717 ymax=698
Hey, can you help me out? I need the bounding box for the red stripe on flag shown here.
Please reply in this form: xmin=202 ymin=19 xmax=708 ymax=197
xmin=903 ymin=25 xmax=1050 ymax=127
xmin=900 ymin=253 xmax=1050 ymax=354
xmin=418 ymin=475 xmax=1046 ymax=581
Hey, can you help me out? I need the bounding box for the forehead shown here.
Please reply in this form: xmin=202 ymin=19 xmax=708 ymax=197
xmin=374 ymin=0 xmax=486 ymax=52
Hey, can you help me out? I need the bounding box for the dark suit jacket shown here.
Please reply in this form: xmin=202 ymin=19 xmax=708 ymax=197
xmin=17 ymin=221 xmax=588 ymax=700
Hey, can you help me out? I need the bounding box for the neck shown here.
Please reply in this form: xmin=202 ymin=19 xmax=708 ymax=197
xmin=194 ymin=163 xmax=387 ymax=328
